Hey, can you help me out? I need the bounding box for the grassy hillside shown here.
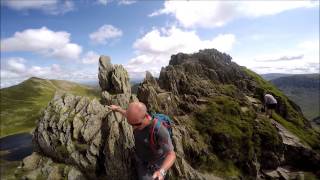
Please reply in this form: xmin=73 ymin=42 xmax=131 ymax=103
xmin=243 ymin=69 xmax=320 ymax=150
xmin=270 ymin=74 xmax=319 ymax=120
xmin=0 ymin=77 xmax=100 ymax=137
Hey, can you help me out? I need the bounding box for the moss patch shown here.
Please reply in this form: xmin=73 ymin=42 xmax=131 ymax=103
xmin=191 ymin=95 xmax=257 ymax=177
xmin=74 ymin=141 xmax=89 ymax=152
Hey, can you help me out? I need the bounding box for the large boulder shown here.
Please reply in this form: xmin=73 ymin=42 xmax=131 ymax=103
xmin=32 ymin=92 xmax=136 ymax=179
xmin=15 ymin=152 xmax=85 ymax=180
xmin=30 ymin=56 xmax=138 ymax=179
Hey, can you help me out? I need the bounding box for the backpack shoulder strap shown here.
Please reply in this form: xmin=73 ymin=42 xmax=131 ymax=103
xmin=149 ymin=117 xmax=162 ymax=151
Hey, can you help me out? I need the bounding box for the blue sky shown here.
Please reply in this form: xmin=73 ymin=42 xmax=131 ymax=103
xmin=1 ymin=0 xmax=319 ymax=88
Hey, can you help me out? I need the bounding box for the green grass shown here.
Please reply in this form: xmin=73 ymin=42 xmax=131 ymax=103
xmin=0 ymin=77 xmax=100 ymax=137
xmin=272 ymin=113 xmax=320 ymax=149
xmin=190 ymin=95 xmax=287 ymax=178
xmin=243 ymin=68 xmax=305 ymax=124
xmin=303 ymin=172 xmax=320 ymax=180
xmin=191 ymin=95 xmax=257 ymax=177
xmin=242 ymin=68 xmax=320 ymax=150
xmin=0 ymin=159 xmax=21 ymax=180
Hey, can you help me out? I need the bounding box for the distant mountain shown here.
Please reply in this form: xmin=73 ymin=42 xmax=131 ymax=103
xmin=270 ymin=74 xmax=320 ymax=120
xmin=0 ymin=77 xmax=100 ymax=137
xmin=260 ymin=73 xmax=292 ymax=81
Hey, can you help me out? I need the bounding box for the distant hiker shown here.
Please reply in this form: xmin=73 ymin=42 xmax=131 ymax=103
xmin=108 ymin=102 xmax=176 ymax=180
xmin=264 ymin=93 xmax=277 ymax=118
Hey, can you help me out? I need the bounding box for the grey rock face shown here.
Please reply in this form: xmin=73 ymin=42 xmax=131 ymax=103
xmin=98 ymin=55 xmax=131 ymax=95
xmin=137 ymin=72 xmax=180 ymax=115
xmin=33 ymin=93 xmax=136 ymax=179
xmin=30 ymin=56 xmax=137 ymax=179
xmin=138 ymin=49 xmax=249 ymax=115
xmin=16 ymin=152 xmax=84 ymax=180
xmin=159 ymin=49 xmax=249 ymax=96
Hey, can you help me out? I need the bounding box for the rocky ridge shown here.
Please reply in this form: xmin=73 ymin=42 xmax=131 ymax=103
xmin=136 ymin=49 xmax=320 ymax=179
xmin=16 ymin=49 xmax=320 ymax=179
xmin=16 ymin=55 xmax=214 ymax=179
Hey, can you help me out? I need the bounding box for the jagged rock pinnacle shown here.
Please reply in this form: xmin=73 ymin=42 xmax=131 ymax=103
xmin=98 ymin=55 xmax=133 ymax=105
xmin=98 ymin=55 xmax=131 ymax=95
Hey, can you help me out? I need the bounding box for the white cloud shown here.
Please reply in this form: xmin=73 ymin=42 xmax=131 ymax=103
xmin=125 ymin=26 xmax=236 ymax=79
xmin=97 ymin=0 xmax=108 ymax=6
xmin=89 ymin=24 xmax=123 ymax=44
xmin=150 ymin=1 xmax=318 ymax=28
xmin=96 ymin=0 xmax=136 ymax=6
xmin=1 ymin=57 xmax=98 ymax=88
xmin=118 ymin=0 xmax=136 ymax=5
xmin=6 ymin=57 xmax=27 ymax=73
xmin=1 ymin=27 xmax=82 ymax=60
xmin=298 ymin=40 xmax=319 ymax=51
xmin=2 ymin=0 xmax=75 ymax=15
xmin=1 ymin=57 xmax=61 ymax=79
xmin=81 ymin=51 xmax=100 ymax=64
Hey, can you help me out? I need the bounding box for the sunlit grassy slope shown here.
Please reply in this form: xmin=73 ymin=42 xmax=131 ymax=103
xmin=0 ymin=77 xmax=100 ymax=137
xmin=242 ymin=68 xmax=320 ymax=150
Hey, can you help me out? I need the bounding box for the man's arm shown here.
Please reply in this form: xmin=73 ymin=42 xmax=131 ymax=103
xmin=152 ymin=127 xmax=176 ymax=180
xmin=108 ymin=105 xmax=127 ymax=117
xmin=160 ymin=151 xmax=176 ymax=171
xmin=152 ymin=151 xmax=176 ymax=180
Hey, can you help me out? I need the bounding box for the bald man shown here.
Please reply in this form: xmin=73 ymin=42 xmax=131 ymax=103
xmin=109 ymin=102 xmax=176 ymax=180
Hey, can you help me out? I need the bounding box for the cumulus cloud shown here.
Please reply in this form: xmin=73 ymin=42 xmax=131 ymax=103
xmin=125 ymin=26 xmax=236 ymax=79
xmin=81 ymin=51 xmax=100 ymax=64
xmin=150 ymin=1 xmax=318 ymax=28
xmin=89 ymin=24 xmax=123 ymax=44
xmin=1 ymin=27 xmax=82 ymax=60
xmin=1 ymin=57 xmax=62 ymax=80
xmin=1 ymin=0 xmax=74 ymax=15
xmin=1 ymin=57 xmax=98 ymax=88
xmin=6 ymin=57 xmax=27 ymax=73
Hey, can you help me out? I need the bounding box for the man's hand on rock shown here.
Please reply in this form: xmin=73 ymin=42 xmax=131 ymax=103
xmin=152 ymin=170 xmax=164 ymax=180
xmin=108 ymin=105 xmax=121 ymax=111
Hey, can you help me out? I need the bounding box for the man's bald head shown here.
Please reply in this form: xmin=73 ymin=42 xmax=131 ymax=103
xmin=126 ymin=102 xmax=147 ymax=125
